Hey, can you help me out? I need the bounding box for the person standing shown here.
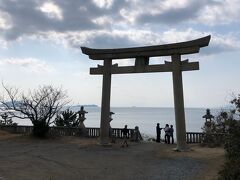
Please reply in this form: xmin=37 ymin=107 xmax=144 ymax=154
xmin=164 ymin=124 xmax=170 ymax=144
xmin=169 ymin=125 xmax=174 ymax=144
xmin=156 ymin=123 xmax=162 ymax=143
xmin=121 ymin=125 xmax=129 ymax=147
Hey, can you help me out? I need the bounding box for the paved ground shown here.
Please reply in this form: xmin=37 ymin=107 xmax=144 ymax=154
xmin=0 ymin=134 xmax=225 ymax=180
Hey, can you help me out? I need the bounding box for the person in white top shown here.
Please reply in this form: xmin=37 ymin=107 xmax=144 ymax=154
xmin=164 ymin=124 xmax=170 ymax=144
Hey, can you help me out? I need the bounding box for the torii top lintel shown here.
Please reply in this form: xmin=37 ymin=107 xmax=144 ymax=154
xmin=81 ymin=35 xmax=211 ymax=60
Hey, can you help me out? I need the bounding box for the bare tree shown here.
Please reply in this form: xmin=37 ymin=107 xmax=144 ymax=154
xmin=0 ymin=84 xmax=69 ymax=137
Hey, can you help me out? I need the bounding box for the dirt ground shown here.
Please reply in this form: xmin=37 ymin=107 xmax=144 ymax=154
xmin=0 ymin=131 xmax=225 ymax=180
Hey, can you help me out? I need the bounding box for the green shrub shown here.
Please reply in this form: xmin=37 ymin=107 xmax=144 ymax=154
xmin=218 ymin=94 xmax=240 ymax=180
xmin=0 ymin=112 xmax=13 ymax=125
xmin=219 ymin=120 xmax=240 ymax=180
xmin=32 ymin=120 xmax=49 ymax=138
xmin=224 ymin=120 xmax=240 ymax=160
xmin=201 ymin=112 xmax=227 ymax=147
xmin=219 ymin=160 xmax=240 ymax=180
xmin=54 ymin=109 xmax=78 ymax=128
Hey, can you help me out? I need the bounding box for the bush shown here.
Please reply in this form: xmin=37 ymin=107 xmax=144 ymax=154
xmin=219 ymin=160 xmax=240 ymax=180
xmin=54 ymin=109 xmax=78 ymax=128
xmin=219 ymin=120 xmax=240 ymax=180
xmin=224 ymin=120 xmax=240 ymax=160
xmin=32 ymin=120 xmax=49 ymax=138
xmin=0 ymin=112 xmax=13 ymax=125
xmin=201 ymin=111 xmax=227 ymax=147
xmin=218 ymin=94 xmax=240 ymax=180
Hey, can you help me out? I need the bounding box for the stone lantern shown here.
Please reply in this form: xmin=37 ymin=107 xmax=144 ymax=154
xmin=109 ymin=111 xmax=115 ymax=124
xmin=109 ymin=111 xmax=115 ymax=132
xmin=202 ymin=109 xmax=214 ymax=128
xmin=77 ymin=106 xmax=88 ymax=136
xmin=109 ymin=111 xmax=115 ymax=143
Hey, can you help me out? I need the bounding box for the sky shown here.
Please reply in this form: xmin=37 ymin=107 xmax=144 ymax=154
xmin=0 ymin=0 xmax=239 ymax=108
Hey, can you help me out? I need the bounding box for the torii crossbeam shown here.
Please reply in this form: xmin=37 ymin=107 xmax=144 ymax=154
xmin=81 ymin=35 xmax=211 ymax=151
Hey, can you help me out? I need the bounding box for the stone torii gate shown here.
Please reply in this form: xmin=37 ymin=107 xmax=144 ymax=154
xmin=81 ymin=35 xmax=211 ymax=151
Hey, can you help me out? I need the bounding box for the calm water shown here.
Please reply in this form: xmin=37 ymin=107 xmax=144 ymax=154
xmin=13 ymin=107 xmax=221 ymax=137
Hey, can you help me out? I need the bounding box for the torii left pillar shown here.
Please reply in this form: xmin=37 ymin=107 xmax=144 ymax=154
xmin=100 ymin=59 xmax=112 ymax=145
xmin=172 ymin=54 xmax=188 ymax=151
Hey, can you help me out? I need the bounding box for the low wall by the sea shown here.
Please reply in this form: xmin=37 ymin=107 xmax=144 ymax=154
xmin=0 ymin=125 xmax=143 ymax=140
xmin=0 ymin=125 xmax=226 ymax=144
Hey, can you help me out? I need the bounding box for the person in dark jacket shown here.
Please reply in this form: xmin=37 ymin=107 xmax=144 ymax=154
xmin=121 ymin=125 xmax=129 ymax=147
xmin=156 ymin=123 xmax=162 ymax=143
xmin=169 ymin=125 xmax=174 ymax=144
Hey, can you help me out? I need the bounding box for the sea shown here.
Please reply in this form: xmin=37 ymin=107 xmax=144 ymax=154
xmin=12 ymin=107 xmax=222 ymax=138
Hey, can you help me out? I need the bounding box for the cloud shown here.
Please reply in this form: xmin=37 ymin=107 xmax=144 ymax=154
xmin=92 ymin=0 xmax=115 ymax=9
xmin=122 ymin=0 xmax=240 ymax=26
xmin=38 ymin=1 xmax=63 ymax=20
xmin=92 ymin=16 xmax=113 ymax=26
xmin=33 ymin=28 xmax=239 ymax=55
xmin=133 ymin=1 xmax=208 ymax=25
xmin=161 ymin=29 xmax=240 ymax=54
xmin=0 ymin=38 xmax=8 ymax=48
xmin=204 ymin=34 xmax=240 ymax=54
xmin=197 ymin=0 xmax=240 ymax=25
xmin=0 ymin=58 xmax=55 ymax=73
xmin=1 ymin=0 xmax=239 ymax=41
xmin=0 ymin=11 xmax=12 ymax=30
xmin=0 ymin=0 xmax=126 ymax=41
xmin=31 ymin=30 xmax=136 ymax=49
xmin=0 ymin=0 xmax=239 ymax=55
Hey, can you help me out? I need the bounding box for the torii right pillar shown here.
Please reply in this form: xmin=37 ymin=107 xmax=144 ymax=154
xmin=172 ymin=54 xmax=188 ymax=151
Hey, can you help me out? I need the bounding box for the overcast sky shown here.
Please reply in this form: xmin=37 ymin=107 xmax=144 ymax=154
xmin=0 ymin=0 xmax=239 ymax=107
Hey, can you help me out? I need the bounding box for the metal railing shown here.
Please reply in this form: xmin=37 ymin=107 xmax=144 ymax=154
xmin=1 ymin=125 xmax=226 ymax=143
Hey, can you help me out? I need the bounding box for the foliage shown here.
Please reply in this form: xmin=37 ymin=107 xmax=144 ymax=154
xmin=0 ymin=84 xmax=68 ymax=137
xmin=201 ymin=111 xmax=227 ymax=147
xmin=32 ymin=119 xmax=49 ymax=137
xmin=219 ymin=119 xmax=240 ymax=180
xmin=0 ymin=112 xmax=13 ymax=125
xmin=54 ymin=109 xmax=79 ymax=128
xmin=218 ymin=94 xmax=240 ymax=180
